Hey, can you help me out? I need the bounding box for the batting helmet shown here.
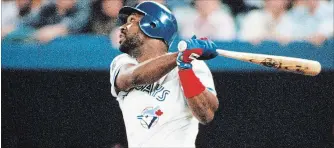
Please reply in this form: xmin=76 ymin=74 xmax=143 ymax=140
xmin=118 ymin=1 xmax=178 ymax=47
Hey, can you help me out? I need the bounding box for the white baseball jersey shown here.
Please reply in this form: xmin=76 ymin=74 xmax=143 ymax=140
xmin=110 ymin=53 xmax=216 ymax=147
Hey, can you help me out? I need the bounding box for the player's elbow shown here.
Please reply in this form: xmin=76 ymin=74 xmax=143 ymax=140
xmin=116 ymin=78 xmax=133 ymax=91
xmin=198 ymin=110 xmax=215 ymax=125
xmin=198 ymin=114 xmax=214 ymax=125
xmin=117 ymin=73 xmax=145 ymax=91
xmin=199 ymin=102 xmax=219 ymax=125
xmin=212 ymin=97 xmax=219 ymax=112
xmin=131 ymin=73 xmax=149 ymax=86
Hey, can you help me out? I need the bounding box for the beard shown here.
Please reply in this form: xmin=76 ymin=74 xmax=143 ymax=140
xmin=119 ymin=33 xmax=144 ymax=58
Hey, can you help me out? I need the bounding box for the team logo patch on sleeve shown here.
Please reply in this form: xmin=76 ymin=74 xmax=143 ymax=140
xmin=137 ymin=106 xmax=163 ymax=129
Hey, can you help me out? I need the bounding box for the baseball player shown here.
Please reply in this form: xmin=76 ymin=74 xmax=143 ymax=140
xmin=110 ymin=1 xmax=219 ymax=147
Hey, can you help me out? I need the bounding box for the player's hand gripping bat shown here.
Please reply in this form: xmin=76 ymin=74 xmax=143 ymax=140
xmin=178 ymin=41 xmax=321 ymax=76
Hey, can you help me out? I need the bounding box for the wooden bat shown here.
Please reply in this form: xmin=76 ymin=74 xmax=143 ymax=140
xmin=178 ymin=41 xmax=321 ymax=76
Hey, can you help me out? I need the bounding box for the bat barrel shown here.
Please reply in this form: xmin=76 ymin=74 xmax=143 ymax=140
xmin=216 ymin=49 xmax=321 ymax=76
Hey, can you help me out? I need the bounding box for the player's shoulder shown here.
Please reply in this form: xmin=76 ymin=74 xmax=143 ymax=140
xmin=112 ymin=53 xmax=133 ymax=62
xmin=110 ymin=53 xmax=134 ymax=65
xmin=110 ymin=53 xmax=137 ymax=72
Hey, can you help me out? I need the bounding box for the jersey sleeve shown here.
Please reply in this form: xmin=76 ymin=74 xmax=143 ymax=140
xmin=110 ymin=54 xmax=137 ymax=97
xmin=191 ymin=60 xmax=217 ymax=96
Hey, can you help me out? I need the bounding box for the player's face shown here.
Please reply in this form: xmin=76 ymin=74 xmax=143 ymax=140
xmin=119 ymin=13 xmax=145 ymax=55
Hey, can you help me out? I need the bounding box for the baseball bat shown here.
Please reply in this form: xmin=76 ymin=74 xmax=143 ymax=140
xmin=177 ymin=41 xmax=321 ymax=76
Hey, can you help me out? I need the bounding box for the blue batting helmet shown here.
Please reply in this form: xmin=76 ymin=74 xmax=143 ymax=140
xmin=118 ymin=1 xmax=178 ymax=47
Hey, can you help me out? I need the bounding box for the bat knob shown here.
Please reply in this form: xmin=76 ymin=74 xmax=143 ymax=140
xmin=177 ymin=41 xmax=187 ymax=52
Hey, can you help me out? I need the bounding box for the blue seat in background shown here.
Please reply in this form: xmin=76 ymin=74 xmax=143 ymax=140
xmin=2 ymin=35 xmax=333 ymax=72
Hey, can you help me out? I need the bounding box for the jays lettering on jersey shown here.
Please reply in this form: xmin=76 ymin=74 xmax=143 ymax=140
xmin=110 ymin=54 xmax=216 ymax=147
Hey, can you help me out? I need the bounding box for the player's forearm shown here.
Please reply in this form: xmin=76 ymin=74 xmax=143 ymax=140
xmin=177 ymin=68 xmax=219 ymax=124
xmin=187 ymin=90 xmax=219 ymax=125
xmin=132 ymin=53 xmax=178 ymax=84
xmin=118 ymin=53 xmax=178 ymax=90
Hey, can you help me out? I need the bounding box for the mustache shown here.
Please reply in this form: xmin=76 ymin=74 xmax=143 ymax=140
xmin=120 ymin=29 xmax=127 ymax=35
xmin=119 ymin=32 xmax=126 ymax=38
xmin=119 ymin=30 xmax=127 ymax=38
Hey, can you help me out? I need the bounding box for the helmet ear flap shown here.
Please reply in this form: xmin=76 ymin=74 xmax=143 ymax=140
xmin=149 ymin=22 xmax=157 ymax=29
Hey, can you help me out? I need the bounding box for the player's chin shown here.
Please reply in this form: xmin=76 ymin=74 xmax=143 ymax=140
xmin=119 ymin=42 xmax=130 ymax=53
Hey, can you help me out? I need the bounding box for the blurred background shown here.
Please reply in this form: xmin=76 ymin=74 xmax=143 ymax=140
xmin=2 ymin=0 xmax=334 ymax=45
xmin=1 ymin=0 xmax=334 ymax=147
